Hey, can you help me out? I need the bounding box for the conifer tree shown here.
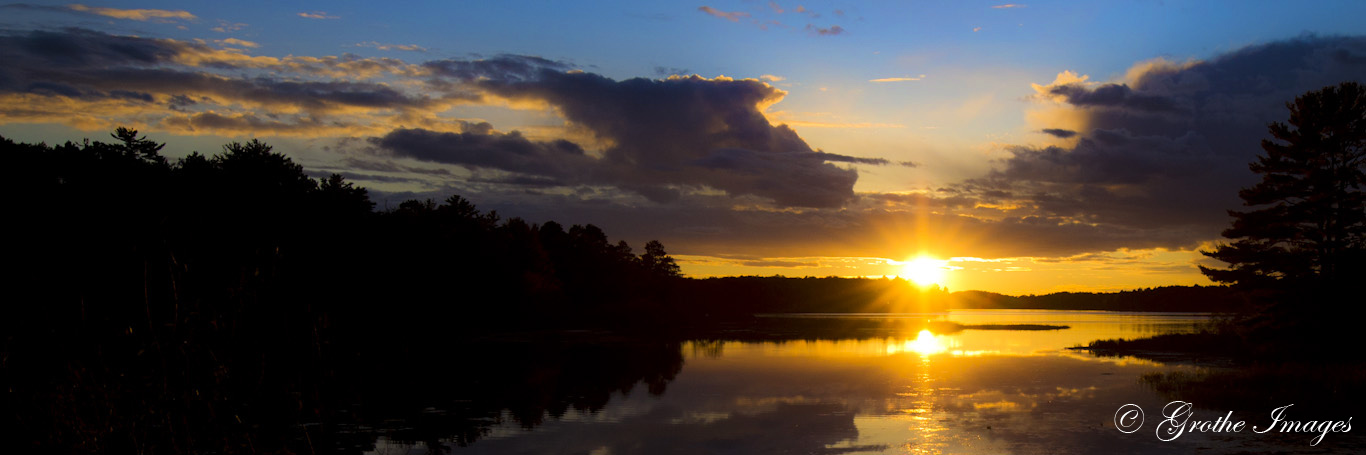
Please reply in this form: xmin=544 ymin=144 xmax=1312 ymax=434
xmin=1201 ymin=82 xmax=1366 ymax=295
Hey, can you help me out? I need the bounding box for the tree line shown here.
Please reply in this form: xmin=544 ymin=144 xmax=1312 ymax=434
xmin=0 ymin=129 xmax=686 ymax=453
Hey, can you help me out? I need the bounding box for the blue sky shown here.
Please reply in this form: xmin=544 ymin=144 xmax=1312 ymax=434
xmin=2 ymin=1 xmax=1364 ymax=293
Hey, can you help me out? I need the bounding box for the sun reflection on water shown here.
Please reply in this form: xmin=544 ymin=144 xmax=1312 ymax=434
xmin=670 ymin=312 xmax=1219 ymax=454
xmin=886 ymin=329 xmax=951 ymax=356
xmin=897 ymin=330 xmax=949 ymax=453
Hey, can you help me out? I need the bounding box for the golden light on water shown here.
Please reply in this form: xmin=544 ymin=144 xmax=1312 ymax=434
xmin=886 ymin=330 xmax=948 ymax=356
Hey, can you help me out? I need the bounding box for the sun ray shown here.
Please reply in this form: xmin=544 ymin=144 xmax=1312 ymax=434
xmin=900 ymin=255 xmax=949 ymax=287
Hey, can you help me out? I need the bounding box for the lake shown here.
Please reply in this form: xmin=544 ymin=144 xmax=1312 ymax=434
xmin=359 ymin=310 xmax=1360 ymax=454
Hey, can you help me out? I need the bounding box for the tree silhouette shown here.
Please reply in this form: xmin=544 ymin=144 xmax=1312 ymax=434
xmin=1201 ymin=82 xmax=1366 ymax=300
xmin=640 ymin=240 xmax=681 ymax=278
xmin=316 ymin=173 xmax=375 ymax=216
xmin=111 ymin=127 xmax=167 ymax=164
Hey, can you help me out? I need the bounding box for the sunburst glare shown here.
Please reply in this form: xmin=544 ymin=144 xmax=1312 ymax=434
xmin=900 ymin=256 xmax=949 ymax=287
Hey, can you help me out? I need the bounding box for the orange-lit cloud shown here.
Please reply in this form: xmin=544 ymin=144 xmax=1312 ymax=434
xmin=68 ymin=4 xmax=196 ymax=21
xmin=698 ymin=6 xmax=748 ymax=22
xmin=870 ymin=75 xmax=925 ymax=82
xmin=298 ymin=11 xmax=339 ymax=19
xmin=214 ymin=38 xmax=259 ymax=48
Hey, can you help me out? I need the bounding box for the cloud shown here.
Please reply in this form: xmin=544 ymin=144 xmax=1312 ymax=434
xmin=215 ymin=38 xmax=259 ymax=48
xmin=1045 ymin=82 xmax=1183 ymax=113
xmin=395 ymin=63 xmax=875 ymax=207
xmin=1040 ymin=128 xmax=1077 ymax=138
xmin=67 ymin=4 xmax=195 ymax=21
xmin=298 ymin=11 xmax=339 ymax=19
xmin=158 ymin=111 xmax=331 ymax=136
xmin=949 ymin=35 xmax=1366 ymax=252
xmin=779 ymin=120 xmax=906 ymax=129
xmin=992 ymin=4 xmax=1026 ymax=8
xmin=212 ymin=20 xmax=248 ymax=33
xmin=760 ymin=74 xmax=785 ymax=82
xmin=805 ymin=24 xmax=844 ymax=36
xmin=812 ymin=151 xmax=913 ymax=166
xmin=422 ymin=54 xmax=570 ymax=82
xmin=355 ymin=41 xmax=426 ymax=52
xmin=0 ymin=28 xmax=448 ymax=135
xmin=372 ymin=124 xmax=595 ymax=182
xmin=697 ymin=6 xmax=748 ymax=22
xmin=869 ymin=75 xmax=925 ymax=83
xmin=739 ymin=258 xmax=820 ymax=268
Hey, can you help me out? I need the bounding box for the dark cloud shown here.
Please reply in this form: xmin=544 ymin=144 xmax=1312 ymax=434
xmin=1047 ymin=83 xmax=1181 ymax=113
xmin=0 ymin=27 xmax=880 ymax=208
xmin=159 ymin=111 xmax=329 ymax=134
xmin=69 ymin=68 xmax=437 ymax=112
xmin=372 ymin=127 xmax=595 ymax=180
xmin=338 ymin=157 xmax=454 ymax=176
xmin=1040 ymin=128 xmax=1077 ymax=138
xmin=25 ymin=81 xmax=84 ymax=97
xmin=388 ymin=67 xmax=866 ymax=208
xmin=0 ymin=28 xmax=182 ymax=67
xmin=812 ymin=151 xmax=916 ymax=167
xmin=0 ymin=28 xmax=456 ymax=133
xmin=422 ymin=54 xmax=570 ymax=83
xmin=305 ymin=170 xmax=428 ymax=185
xmin=107 ymin=90 xmax=153 ymax=102
xmin=166 ymin=94 xmax=198 ymax=110
xmin=469 ymin=175 xmax=567 ymax=188
xmin=811 ymin=151 xmax=886 ymax=165
xmin=957 ymin=35 xmax=1366 ymax=251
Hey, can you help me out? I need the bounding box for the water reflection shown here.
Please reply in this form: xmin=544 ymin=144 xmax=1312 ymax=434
xmin=885 ymin=330 xmax=950 ymax=356
xmin=429 ymin=311 xmax=1359 ymax=454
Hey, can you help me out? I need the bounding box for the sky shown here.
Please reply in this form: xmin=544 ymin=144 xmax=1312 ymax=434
xmin=2 ymin=1 xmax=1365 ymax=294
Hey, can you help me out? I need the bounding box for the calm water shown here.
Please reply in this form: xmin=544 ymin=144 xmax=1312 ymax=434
xmin=370 ymin=310 xmax=1358 ymax=454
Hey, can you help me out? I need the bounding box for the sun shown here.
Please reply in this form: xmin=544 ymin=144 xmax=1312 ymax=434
xmin=900 ymin=256 xmax=948 ymax=287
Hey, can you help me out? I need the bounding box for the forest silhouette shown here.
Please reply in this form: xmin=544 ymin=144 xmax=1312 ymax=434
xmin=1 ymin=130 xmax=697 ymax=453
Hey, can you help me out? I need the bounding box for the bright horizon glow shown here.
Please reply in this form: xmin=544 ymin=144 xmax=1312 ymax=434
xmin=899 ymin=256 xmax=949 ymax=288
xmin=674 ymin=248 xmax=1218 ymax=295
